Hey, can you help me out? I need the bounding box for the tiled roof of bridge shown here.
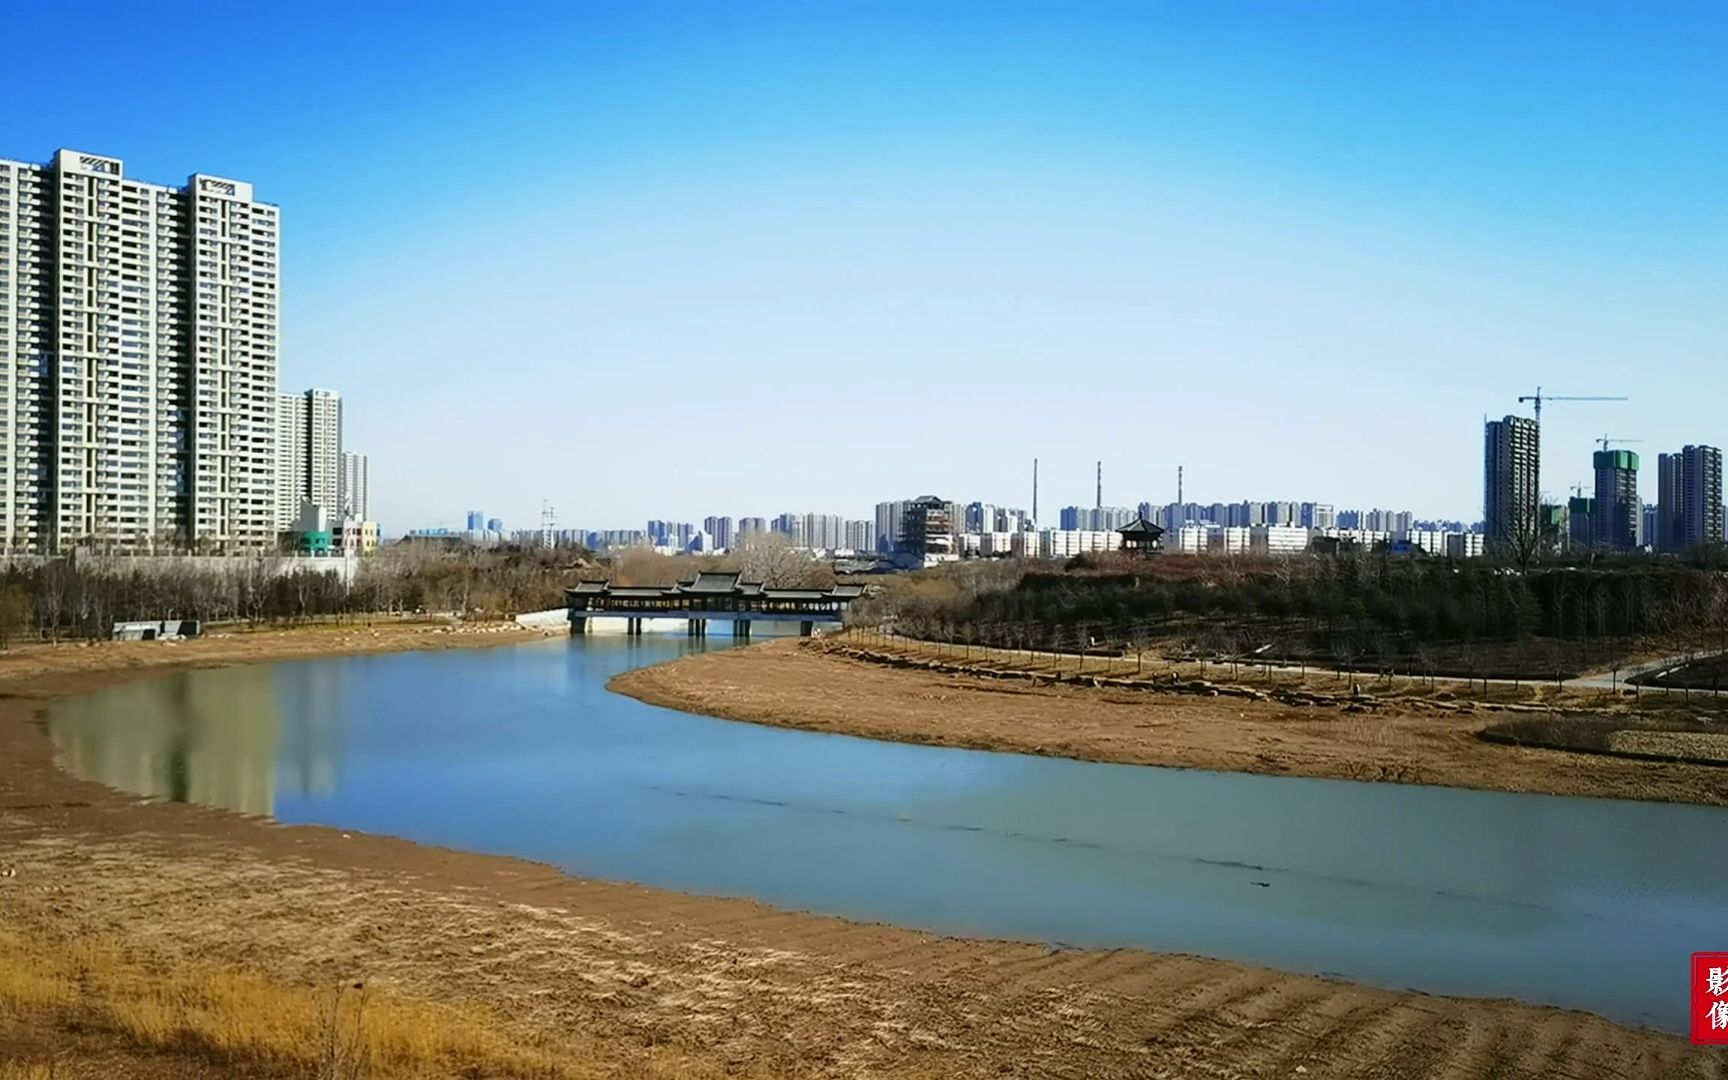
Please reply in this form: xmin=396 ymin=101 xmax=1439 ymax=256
xmin=680 ymin=571 xmax=743 ymax=593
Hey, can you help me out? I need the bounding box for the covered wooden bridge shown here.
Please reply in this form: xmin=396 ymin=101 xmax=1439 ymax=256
xmin=566 ymin=571 xmax=864 ymax=638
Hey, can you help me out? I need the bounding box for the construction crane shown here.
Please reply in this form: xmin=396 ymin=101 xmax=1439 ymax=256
xmin=1517 ymin=386 xmax=1627 ymax=425
xmin=1596 ymin=436 xmax=1644 ymax=452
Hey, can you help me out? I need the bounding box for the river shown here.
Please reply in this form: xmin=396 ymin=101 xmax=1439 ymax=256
xmin=45 ymin=634 xmax=1728 ymax=1032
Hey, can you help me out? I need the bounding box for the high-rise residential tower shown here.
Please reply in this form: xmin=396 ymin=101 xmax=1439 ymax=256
xmin=874 ymin=500 xmax=908 ymax=554
xmin=275 ymin=389 xmax=341 ymax=528
xmin=0 ymin=149 xmax=279 ymax=552
xmin=339 ymin=451 xmax=369 ymax=521
xmin=702 ymin=515 xmax=735 ymax=550
xmin=1592 ymin=449 xmax=1640 ymax=551
xmin=1483 ymin=416 xmax=1540 ymax=551
xmin=1655 ymin=453 xmax=1683 ymax=553
xmin=1657 ymin=445 xmax=1723 ymax=553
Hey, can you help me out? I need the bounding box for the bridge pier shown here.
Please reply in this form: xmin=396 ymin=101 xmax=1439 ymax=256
xmin=736 ymin=620 xmax=751 ymax=641
xmin=687 ymin=618 xmax=708 ymax=638
xmin=799 ymin=620 xmax=814 ymax=637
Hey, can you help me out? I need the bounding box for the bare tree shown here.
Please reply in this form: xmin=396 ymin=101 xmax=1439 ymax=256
xmin=737 ymin=533 xmax=826 ymax=588
xmin=1502 ymin=501 xmax=1556 ymax=575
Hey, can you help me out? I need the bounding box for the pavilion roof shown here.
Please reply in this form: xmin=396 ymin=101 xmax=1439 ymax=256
xmin=1117 ymin=517 xmax=1166 ymax=538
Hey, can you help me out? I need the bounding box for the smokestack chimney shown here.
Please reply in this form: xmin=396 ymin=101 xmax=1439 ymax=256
xmin=1178 ymin=465 xmax=1183 ymax=507
xmin=1096 ymin=461 xmax=1102 ymax=510
xmin=1032 ymin=457 xmax=1039 ymax=527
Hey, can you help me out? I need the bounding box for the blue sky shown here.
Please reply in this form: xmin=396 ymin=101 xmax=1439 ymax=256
xmin=9 ymin=2 xmax=1725 ymax=530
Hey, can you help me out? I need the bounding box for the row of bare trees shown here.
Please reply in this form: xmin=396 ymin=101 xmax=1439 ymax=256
xmin=605 ymin=534 xmax=837 ymax=589
xmin=0 ymin=545 xmax=611 ymax=646
xmin=857 ymin=556 xmax=1728 ymax=680
xmin=0 ymin=537 xmax=854 ymax=648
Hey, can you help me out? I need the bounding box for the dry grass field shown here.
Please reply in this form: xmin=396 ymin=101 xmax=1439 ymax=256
xmin=0 ymin=929 xmax=576 ymax=1079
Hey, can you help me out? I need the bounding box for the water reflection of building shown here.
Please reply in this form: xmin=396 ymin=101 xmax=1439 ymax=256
xmin=49 ymin=661 xmax=356 ymax=817
xmin=272 ymin=661 xmax=349 ymax=799
xmin=50 ymin=667 xmax=285 ymax=815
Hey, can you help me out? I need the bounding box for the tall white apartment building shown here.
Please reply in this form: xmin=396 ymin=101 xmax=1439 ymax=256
xmin=0 ymin=149 xmax=279 ymax=552
xmin=275 ymin=388 xmax=341 ymax=528
xmin=274 ymin=394 xmax=303 ymax=527
xmin=339 ymin=450 xmax=368 ymax=521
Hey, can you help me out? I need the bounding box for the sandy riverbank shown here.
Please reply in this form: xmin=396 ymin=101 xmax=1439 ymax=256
xmin=611 ymin=637 xmax=1728 ymax=806
xmin=2 ymin=627 xmax=1721 ymax=1078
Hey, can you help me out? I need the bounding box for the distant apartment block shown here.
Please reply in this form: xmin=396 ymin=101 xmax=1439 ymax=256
xmin=1176 ymin=524 xmax=1214 ymax=554
xmin=975 ymin=530 xmax=1034 ymax=557
xmin=0 ymin=149 xmax=280 ymax=552
xmin=1592 ymin=449 xmax=1640 ymax=551
xmin=1059 ymin=505 xmax=1135 ymax=531
xmin=339 ymin=451 xmax=368 ymax=521
xmin=1656 ymin=445 xmax=1722 ymax=553
xmin=843 ymin=518 xmax=876 ymax=553
xmin=1253 ymin=525 xmax=1310 ymax=555
xmin=1038 ymin=529 xmax=1120 ymax=559
xmin=1445 ymin=533 xmax=1485 ymax=558
xmin=276 ymin=389 xmax=341 ymax=529
xmin=874 ymin=500 xmax=907 ymax=554
xmin=1484 ymin=415 xmax=1540 ymax=550
xmin=702 ymin=515 xmax=735 ymax=550
xmin=1360 ymin=508 xmax=1413 ymax=536
xmin=647 ymin=519 xmax=695 ymax=549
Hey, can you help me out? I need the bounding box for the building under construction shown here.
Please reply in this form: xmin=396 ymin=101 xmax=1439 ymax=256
xmin=898 ymin=496 xmax=955 ymax=562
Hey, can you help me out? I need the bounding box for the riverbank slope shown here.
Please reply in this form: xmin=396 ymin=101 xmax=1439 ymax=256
xmin=2 ymin=627 xmax=1720 ymax=1078
xmin=610 ymin=637 xmax=1728 ymax=805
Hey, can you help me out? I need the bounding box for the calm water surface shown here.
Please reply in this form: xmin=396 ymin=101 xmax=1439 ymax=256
xmin=47 ymin=635 xmax=1728 ymax=1031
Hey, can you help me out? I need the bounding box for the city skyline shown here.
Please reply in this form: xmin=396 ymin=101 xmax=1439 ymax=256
xmin=10 ymin=5 xmax=1723 ymax=529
